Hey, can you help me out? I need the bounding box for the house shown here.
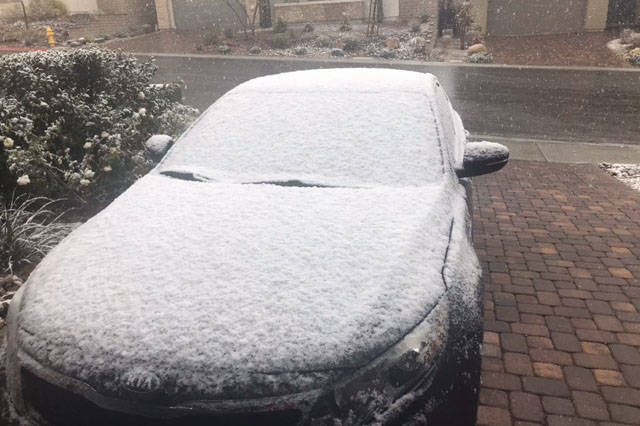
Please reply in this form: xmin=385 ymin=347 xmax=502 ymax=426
xmin=153 ymin=0 xmax=439 ymax=30
xmin=470 ymin=0 xmax=640 ymax=36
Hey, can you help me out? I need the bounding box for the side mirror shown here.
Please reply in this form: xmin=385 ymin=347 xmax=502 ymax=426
xmin=456 ymin=141 xmax=510 ymax=178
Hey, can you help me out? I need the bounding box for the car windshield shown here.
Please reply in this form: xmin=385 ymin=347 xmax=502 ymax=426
xmin=158 ymin=89 xmax=446 ymax=187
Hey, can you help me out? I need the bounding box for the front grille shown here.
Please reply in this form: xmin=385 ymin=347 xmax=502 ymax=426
xmin=22 ymin=369 xmax=303 ymax=426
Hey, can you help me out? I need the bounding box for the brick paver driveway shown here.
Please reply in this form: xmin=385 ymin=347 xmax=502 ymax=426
xmin=473 ymin=160 xmax=640 ymax=425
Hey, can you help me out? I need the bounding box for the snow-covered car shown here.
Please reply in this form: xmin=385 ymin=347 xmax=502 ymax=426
xmin=4 ymin=69 xmax=508 ymax=425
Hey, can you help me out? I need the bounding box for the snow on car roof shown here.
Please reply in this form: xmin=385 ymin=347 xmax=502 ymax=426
xmin=159 ymin=68 xmax=448 ymax=187
xmin=18 ymin=174 xmax=454 ymax=399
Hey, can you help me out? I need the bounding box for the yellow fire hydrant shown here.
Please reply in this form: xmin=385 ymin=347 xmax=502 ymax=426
xmin=46 ymin=27 xmax=55 ymax=48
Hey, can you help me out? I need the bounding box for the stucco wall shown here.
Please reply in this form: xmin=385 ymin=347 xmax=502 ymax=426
xmin=273 ymin=0 xmax=366 ymax=23
xmin=0 ymin=0 xmax=99 ymax=16
xmin=584 ymin=0 xmax=609 ymax=30
xmin=470 ymin=0 xmax=488 ymax=32
xmin=398 ymin=0 xmax=437 ymax=19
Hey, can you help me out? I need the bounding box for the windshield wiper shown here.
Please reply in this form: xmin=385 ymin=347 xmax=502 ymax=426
xmin=160 ymin=171 xmax=211 ymax=182
xmin=244 ymin=180 xmax=336 ymax=188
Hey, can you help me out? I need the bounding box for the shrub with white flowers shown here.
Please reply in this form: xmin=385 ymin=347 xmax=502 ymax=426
xmin=0 ymin=48 xmax=199 ymax=208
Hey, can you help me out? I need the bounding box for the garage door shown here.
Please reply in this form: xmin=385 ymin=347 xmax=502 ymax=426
xmin=172 ymin=0 xmax=244 ymax=30
xmin=487 ymin=0 xmax=587 ymax=36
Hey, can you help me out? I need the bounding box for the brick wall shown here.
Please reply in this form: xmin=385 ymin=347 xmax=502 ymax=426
xmin=398 ymin=0 xmax=438 ymax=19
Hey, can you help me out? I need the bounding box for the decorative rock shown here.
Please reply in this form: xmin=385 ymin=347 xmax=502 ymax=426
xmin=385 ymin=37 xmax=400 ymax=49
xmin=77 ymin=37 xmax=86 ymax=44
xmin=621 ymin=28 xmax=634 ymax=44
xmin=249 ymin=45 xmax=261 ymax=54
xmin=69 ymin=41 xmax=81 ymax=47
xmin=468 ymin=43 xmax=487 ymax=54
xmin=218 ymin=44 xmax=232 ymax=54
xmin=94 ymin=37 xmax=106 ymax=44
xmin=330 ymin=48 xmax=344 ymax=57
xmin=379 ymin=48 xmax=396 ymax=59
xmin=294 ymin=46 xmax=307 ymax=55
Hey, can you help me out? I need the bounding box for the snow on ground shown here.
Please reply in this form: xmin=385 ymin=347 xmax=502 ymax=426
xmin=600 ymin=163 xmax=640 ymax=192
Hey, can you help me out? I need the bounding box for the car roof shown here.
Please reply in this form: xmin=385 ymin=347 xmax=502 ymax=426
xmin=159 ymin=68 xmax=450 ymax=187
xmin=231 ymin=67 xmax=439 ymax=94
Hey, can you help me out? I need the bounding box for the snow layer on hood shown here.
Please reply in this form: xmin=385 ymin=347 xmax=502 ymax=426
xmin=18 ymin=174 xmax=454 ymax=399
xmin=160 ymin=69 xmax=445 ymax=187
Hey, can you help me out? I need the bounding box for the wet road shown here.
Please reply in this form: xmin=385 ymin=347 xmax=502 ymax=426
xmin=141 ymin=54 xmax=640 ymax=145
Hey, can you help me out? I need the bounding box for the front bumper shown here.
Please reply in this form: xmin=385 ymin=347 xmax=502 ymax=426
xmin=6 ymin=289 xmax=450 ymax=425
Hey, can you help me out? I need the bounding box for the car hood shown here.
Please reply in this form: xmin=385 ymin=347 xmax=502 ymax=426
xmin=17 ymin=174 xmax=455 ymax=402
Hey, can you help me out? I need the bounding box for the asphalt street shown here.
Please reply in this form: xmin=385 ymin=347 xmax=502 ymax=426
xmin=142 ymin=54 xmax=640 ymax=145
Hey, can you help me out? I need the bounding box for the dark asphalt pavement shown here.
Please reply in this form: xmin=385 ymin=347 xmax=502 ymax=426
xmin=142 ymin=54 xmax=640 ymax=145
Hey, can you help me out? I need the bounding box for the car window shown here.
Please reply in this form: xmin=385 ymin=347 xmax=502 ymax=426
xmin=159 ymin=90 xmax=447 ymax=187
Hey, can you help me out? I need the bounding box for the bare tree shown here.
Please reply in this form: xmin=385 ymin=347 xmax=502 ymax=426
xmin=221 ymin=0 xmax=261 ymax=38
xmin=18 ymin=0 xmax=29 ymax=30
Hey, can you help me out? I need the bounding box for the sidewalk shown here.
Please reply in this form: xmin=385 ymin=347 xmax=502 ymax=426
xmin=473 ymin=160 xmax=640 ymax=425
xmin=476 ymin=137 xmax=640 ymax=164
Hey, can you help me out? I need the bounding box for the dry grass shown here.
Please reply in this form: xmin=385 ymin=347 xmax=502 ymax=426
xmin=1 ymin=194 xmax=73 ymax=274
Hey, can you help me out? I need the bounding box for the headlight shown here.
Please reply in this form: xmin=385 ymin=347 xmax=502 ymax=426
xmin=331 ymin=297 xmax=449 ymax=423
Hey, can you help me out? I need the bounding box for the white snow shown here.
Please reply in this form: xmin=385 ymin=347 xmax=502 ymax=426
xmin=160 ymin=68 xmax=448 ymax=187
xmin=464 ymin=141 xmax=510 ymax=163
xmin=601 ymin=163 xmax=640 ymax=192
xmin=145 ymin=134 xmax=173 ymax=156
xmin=19 ymin=175 xmax=455 ymax=399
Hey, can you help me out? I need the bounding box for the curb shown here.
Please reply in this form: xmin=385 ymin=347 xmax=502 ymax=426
xmin=133 ymin=51 xmax=640 ymax=73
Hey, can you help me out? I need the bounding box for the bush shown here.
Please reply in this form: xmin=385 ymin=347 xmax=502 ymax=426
xmin=625 ymin=47 xmax=640 ymax=66
xmin=223 ymin=27 xmax=234 ymax=39
xmin=28 ymin=0 xmax=67 ymax=21
xmin=316 ymin=35 xmax=331 ymax=47
xmin=202 ymin=29 xmax=219 ymax=46
xmin=420 ymin=13 xmax=430 ymax=24
xmin=411 ymin=22 xmax=421 ymax=33
xmin=267 ymin=33 xmax=291 ymax=49
xmin=342 ymin=36 xmax=359 ymax=52
xmin=466 ymin=52 xmax=493 ymax=64
xmin=273 ymin=17 xmax=287 ymax=34
xmin=302 ymin=23 xmax=314 ymax=33
xmin=0 ymin=49 xmax=199 ymax=208
xmin=339 ymin=17 xmax=352 ymax=32
xmin=0 ymin=194 xmax=73 ymax=273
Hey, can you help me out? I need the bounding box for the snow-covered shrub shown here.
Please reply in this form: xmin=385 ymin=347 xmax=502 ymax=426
xmin=0 ymin=49 xmax=199 ymax=207
xmin=625 ymin=47 xmax=640 ymax=66
xmin=466 ymin=52 xmax=493 ymax=64
xmin=342 ymin=36 xmax=359 ymax=52
xmin=0 ymin=194 xmax=72 ymax=273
